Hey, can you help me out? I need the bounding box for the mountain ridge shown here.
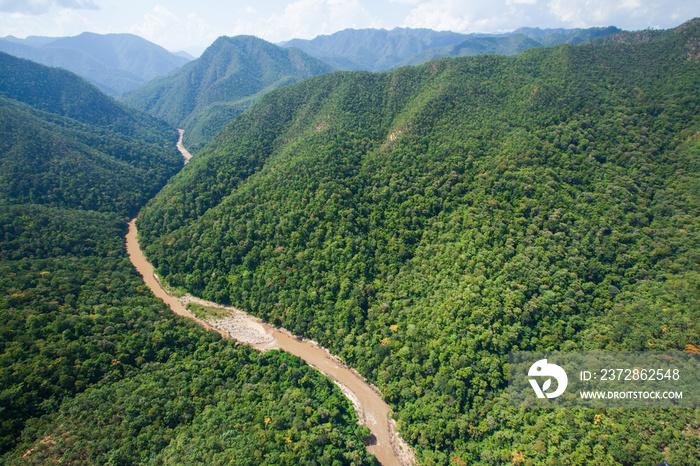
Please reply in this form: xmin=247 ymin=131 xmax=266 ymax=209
xmin=281 ymin=25 xmax=621 ymax=71
xmin=0 ymin=51 xmax=183 ymax=216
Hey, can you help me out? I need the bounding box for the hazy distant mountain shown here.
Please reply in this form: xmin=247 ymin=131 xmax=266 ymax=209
xmin=0 ymin=32 xmax=191 ymax=96
xmin=122 ymin=35 xmax=334 ymax=152
xmin=400 ymin=33 xmax=542 ymax=67
xmin=2 ymin=35 xmax=56 ymax=47
xmin=281 ymin=27 xmax=468 ymax=71
xmin=401 ymin=26 xmax=622 ymax=66
xmin=173 ymin=50 xmax=197 ymax=61
xmin=281 ymin=26 xmax=621 ymax=71
xmin=513 ymin=26 xmax=621 ymax=45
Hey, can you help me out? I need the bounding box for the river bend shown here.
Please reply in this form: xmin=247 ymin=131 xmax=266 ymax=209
xmin=125 ymin=134 xmax=415 ymax=466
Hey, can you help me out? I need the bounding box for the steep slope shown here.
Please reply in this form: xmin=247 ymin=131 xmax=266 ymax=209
xmin=138 ymin=19 xmax=700 ymax=465
xmin=0 ymin=53 xmax=374 ymax=464
xmin=121 ymin=35 xmax=334 ymax=153
xmin=0 ymin=32 xmax=190 ymax=96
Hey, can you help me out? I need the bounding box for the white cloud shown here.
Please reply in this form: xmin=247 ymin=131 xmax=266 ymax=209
xmin=401 ymin=0 xmax=518 ymax=32
xmin=545 ymin=0 xmax=656 ymax=27
xmin=59 ymin=0 xmax=98 ymax=10
xmin=239 ymin=0 xmax=380 ymax=41
xmin=127 ymin=5 xmax=216 ymax=50
xmin=129 ymin=5 xmax=177 ymax=39
xmin=0 ymin=3 xmax=98 ymax=38
xmin=0 ymin=0 xmax=97 ymax=15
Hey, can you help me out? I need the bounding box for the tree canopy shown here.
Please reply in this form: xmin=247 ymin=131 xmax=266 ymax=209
xmin=0 ymin=53 xmax=374 ymax=464
xmin=137 ymin=19 xmax=700 ymax=465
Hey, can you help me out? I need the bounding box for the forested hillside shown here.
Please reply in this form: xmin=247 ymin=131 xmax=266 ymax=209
xmin=0 ymin=52 xmax=183 ymax=216
xmin=138 ymin=19 xmax=700 ymax=464
xmin=0 ymin=54 xmax=373 ymax=464
xmin=121 ymin=35 xmax=334 ymax=153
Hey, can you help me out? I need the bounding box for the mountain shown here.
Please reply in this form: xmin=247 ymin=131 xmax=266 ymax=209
xmin=137 ymin=19 xmax=700 ymax=465
xmin=281 ymin=26 xmax=620 ymax=71
xmin=400 ymin=33 xmax=543 ymax=66
xmin=281 ymin=27 xmax=469 ymax=71
xmin=0 ymin=52 xmax=372 ymax=464
xmin=513 ymin=26 xmax=621 ymax=45
xmin=402 ymin=26 xmax=622 ymax=66
xmin=121 ymin=35 xmax=334 ymax=153
xmin=0 ymin=32 xmax=191 ymax=96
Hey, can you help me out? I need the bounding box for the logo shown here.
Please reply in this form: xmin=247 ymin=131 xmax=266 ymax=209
xmin=528 ymin=359 xmax=568 ymax=398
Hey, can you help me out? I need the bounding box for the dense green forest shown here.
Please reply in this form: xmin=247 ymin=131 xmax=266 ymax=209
xmin=121 ymin=36 xmax=334 ymax=153
xmin=0 ymin=53 xmax=373 ymax=463
xmin=137 ymin=20 xmax=700 ymax=464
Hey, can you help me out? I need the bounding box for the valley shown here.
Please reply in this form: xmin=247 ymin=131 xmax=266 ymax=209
xmin=126 ymin=136 xmax=416 ymax=465
xmin=0 ymin=50 xmax=376 ymax=465
xmin=2 ymin=16 xmax=700 ymax=466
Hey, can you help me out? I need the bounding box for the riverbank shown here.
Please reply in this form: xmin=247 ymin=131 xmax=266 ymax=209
xmin=176 ymin=129 xmax=193 ymax=163
xmin=125 ymin=136 xmax=416 ymax=466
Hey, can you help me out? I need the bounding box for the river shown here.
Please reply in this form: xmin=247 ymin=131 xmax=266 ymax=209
xmin=124 ymin=133 xmax=416 ymax=466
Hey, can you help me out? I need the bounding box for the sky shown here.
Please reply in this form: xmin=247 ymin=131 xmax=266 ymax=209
xmin=0 ymin=0 xmax=697 ymax=54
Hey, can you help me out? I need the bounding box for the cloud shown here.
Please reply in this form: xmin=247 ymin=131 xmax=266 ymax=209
xmin=401 ymin=0 xmax=513 ymax=32
xmin=59 ymin=0 xmax=98 ymax=10
xmin=129 ymin=5 xmax=178 ymax=40
xmin=129 ymin=5 xmax=218 ymax=51
xmin=238 ymin=0 xmax=380 ymax=41
xmin=546 ymin=0 xmax=655 ymax=26
xmin=0 ymin=0 xmax=98 ymax=15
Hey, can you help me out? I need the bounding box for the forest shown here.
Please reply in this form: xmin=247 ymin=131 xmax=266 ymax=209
xmin=0 ymin=53 xmax=374 ymax=464
xmin=136 ymin=20 xmax=700 ymax=464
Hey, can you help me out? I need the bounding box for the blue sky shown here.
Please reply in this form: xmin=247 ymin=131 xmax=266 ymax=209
xmin=0 ymin=0 xmax=697 ymax=54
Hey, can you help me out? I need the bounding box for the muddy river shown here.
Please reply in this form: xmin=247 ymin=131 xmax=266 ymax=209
xmin=124 ymin=133 xmax=415 ymax=466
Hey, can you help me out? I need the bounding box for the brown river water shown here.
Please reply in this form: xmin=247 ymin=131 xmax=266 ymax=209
xmin=124 ymin=133 xmax=416 ymax=466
